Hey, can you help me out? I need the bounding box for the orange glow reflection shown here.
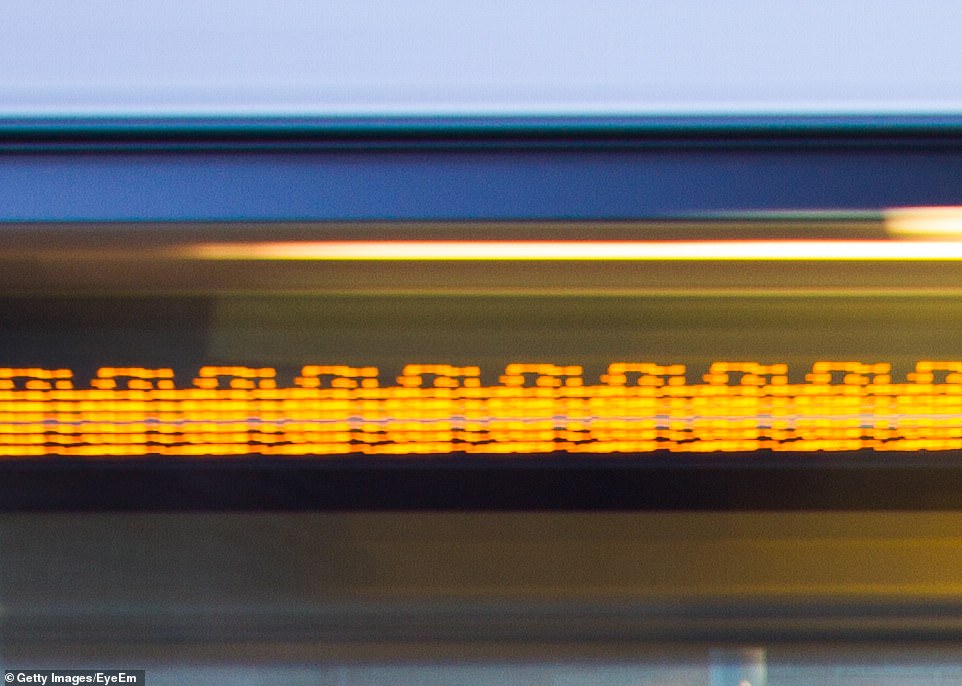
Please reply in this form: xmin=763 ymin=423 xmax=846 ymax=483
xmin=2 ymin=361 xmax=962 ymax=456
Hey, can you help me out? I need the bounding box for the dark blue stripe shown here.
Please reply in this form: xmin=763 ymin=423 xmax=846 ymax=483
xmin=3 ymin=147 xmax=962 ymax=222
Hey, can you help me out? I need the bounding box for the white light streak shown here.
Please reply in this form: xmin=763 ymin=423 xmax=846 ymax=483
xmin=188 ymin=240 xmax=962 ymax=261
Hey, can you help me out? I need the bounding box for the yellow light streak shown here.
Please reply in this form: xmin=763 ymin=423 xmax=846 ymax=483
xmin=187 ymin=240 xmax=962 ymax=261
xmin=2 ymin=362 xmax=962 ymax=457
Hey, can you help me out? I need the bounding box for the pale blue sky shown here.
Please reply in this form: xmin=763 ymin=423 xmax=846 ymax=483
xmin=1 ymin=0 xmax=961 ymax=116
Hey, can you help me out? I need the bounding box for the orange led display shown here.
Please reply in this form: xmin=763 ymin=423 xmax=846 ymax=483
xmin=1 ymin=362 xmax=962 ymax=456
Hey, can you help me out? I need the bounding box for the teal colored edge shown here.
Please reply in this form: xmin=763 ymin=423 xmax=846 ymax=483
xmin=3 ymin=114 xmax=962 ymax=137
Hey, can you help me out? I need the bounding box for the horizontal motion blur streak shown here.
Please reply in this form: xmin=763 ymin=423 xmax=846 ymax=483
xmin=188 ymin=240 xmax=962 ymax=261
xmin=3 ymin=361 xmax=962 ymax=457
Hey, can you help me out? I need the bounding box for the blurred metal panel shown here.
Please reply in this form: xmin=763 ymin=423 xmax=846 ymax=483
xmin=7 ymin=512 xmax=962 ymax=659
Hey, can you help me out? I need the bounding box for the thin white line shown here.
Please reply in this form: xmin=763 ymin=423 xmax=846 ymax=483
xmin=187 ymin=240 xmax=962 ymax=261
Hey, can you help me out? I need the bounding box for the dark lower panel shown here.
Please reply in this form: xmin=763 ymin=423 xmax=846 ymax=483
xmin=1 ymin=452 xmax=961 ymax=511
xmin=6 ymin=511 xmax=962 ymax=657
